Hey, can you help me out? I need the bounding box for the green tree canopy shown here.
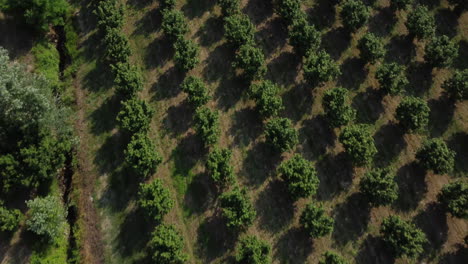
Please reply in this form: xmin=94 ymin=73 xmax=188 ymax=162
xmin=424 ymin=35 xmax=459 ymax=67
xmin=117 ymin=98 xmax=154 ymax=134
xmin=235 ymin=235 xmax=271 ymax=264
xmin=442 ymin=69 xmax=468 ymax=100
xmin=111 ymin=62 xmax=144 ymax=97
xmin=300 ymin=203 xmax=334 ymax=239
xmin=219 ymin=186 xmax=256 ymax=231
xmin=206 ymin=147 xmax=236 ymax=188
xmin=289 ymin=17 xmax=321 ymax=55
xmin=194 ymin=107 xmax=220 ymax=147
xmin=395 ymin=96 xmax=430 ymax=132
xmin=149 ymin=224 xmax=188 ymax=264
xmin=274 ymin=0 xmax=304 ymax=24
xmin=138 ymin=179 xmax=174 ymax=222
xmin=390 ymin=0 xmax=411 ymax=10
xmin=303 ymin=50 xmax=340 ymax=86
xmin=438 ymin=181 xmax=468 ymax=219
xmin=26 ymin=195 xmax=67 ymax=243
xmin=224 ymin=14 xmax=255 ymax=48
xmin=124 ymin=133 xmax=162 ymax=178
xmin=174 ymin=38 xmax=200 ymax=72
xmin=376 ymin=63 xmax=408 ymax=95
xmin=416 ymin=138 xmax=455 ymax=174
xmin=322 ymin=87 xmax=356 ymax=127
xmin=103 ymin=28 xmax=131 ymax=64
xmin=339 ymin=125 xmax=377 ymax=166
xmin=0 ymin=205 xmax=22 ymax=232
xmin=94 ymin=0 xmax=124 ymax=32
xmin=249 ymin=80 xmax=284 ymax=119
xmin=359 ymin=168 xmax=398 ymax=207
xmin=358 ymin=33 xmax=386 ymax=63
xmin=341 ymin=0 xmax=370 ymax=32
xmin=319 ymin=251 xmax=348 ymax=264
xmin=180 ymin=76 xmax=210 ymax=108
xmin=406 ymin=5 xmax=435 ymax=39
xmin=161 ymin=9 xmax=189 ymax=42
xmin=232 ymin=43 xmax=267 ymax=81
xmin=278 ymin=154 xmax=319 ymax=200
xmin=264 ymin=117 xmax=298 ymax=153
xmin=218 ymin=0 xmax=240 ymax=16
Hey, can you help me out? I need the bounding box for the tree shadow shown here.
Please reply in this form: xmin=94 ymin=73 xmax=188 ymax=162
xmin=352 ymin=86 xmax=385 ymax=124
xmin=368 ymin=6 xmax=397 ymax=37
xmin=133 ymin=6 xmax=162 ymax=36
xmin=307 ymin=0 xmax=336 ymax=30
xmin=196 ymin=215 xmax=237 ymax=263
xmin=195 ymin=16 xmax=224 ymax=47
xmin=428 ymin=95 xmax=455 ymax=137
xmin=89 ymin=95 xmax=120 ymax=136
xmin=414 ymin=202 xmax=448 ymax=260
xmin=299 ymin=115 xmax=336 ymax=160
xmin=438 ymin=245 xmax=468 ymax=264
xmin=447 ymin=132 xmax=468 ymax=177
xmin=82 ymin=58 xmax=115 ymax=92
xmin=332 ymin=192 xmax=371 ymax=246
xmin=315 ymin=152 xmax=354 ymax=200
xmin=228 ymin=107 xmax=263 ymax=148
xmin=257 ymin=17 xmax=288 ymax=57
xmin=127 ymin=0 xmax=153 ymax=9
xmin=416 ymin=0 xmax=440 ymax=9
xmin=97 ymin=167 xmax=139 ymax=213
xmin=373 ymin=122 xmax=406 ymax=167
xmin=255 ymin=179 xmax=295 ymax=234
xmin=281 ymin=83 xmax=313 ymax=122
xmin=338 ymin=57 xmax=368 ymax=90
xmin=144 ymin=35 xmax=173 ymax=70
xmin=240 ymin=142 xmax=282 ymax=187
xmin=202 ymin=43 xmax=235 ymax=83
xmin=274 ymin=227 xmax=313 ymax=264
xmin=182 ymin=0 xmax=216 ymax=19
xmin=171 ymin=133 xmax=205 ymax=176
xmin=385 ymin=35 xmax=414 ymax=64
xmin=183 ymin=172 xmax=215 ymax=217
xmin=322 ymin=27 xmax=351 ymax=60
xmin=435 ymin=8 xmax=458 ymax=38
xmin=94 ymin=132 xmax=127 ymax=176
xmin=393 ymin=162 xmax=427 ymax=212
xmin=406 ymin=62 xmax=433 ymax=96
xmin=267 ymin=51 xmax=301 ymax=87
xmin=453 ymin=40 xmax=468 ymax=70
xmin=243 ymin=0 xmax=274 ymax=25
xmin=150 ymin=66 xmax=185 ymax=101
xmin=0 ymin=16 xmax=35 ymax=60
xmin=213 ymin=74 xmax=245 ymax=111
xmin=162 ymin=100 xmax=193 ymax=136
xmin=356 ymin=235 xmax=395 ymax=264
xmin=115 ymin=207 xmax=152 ymax=260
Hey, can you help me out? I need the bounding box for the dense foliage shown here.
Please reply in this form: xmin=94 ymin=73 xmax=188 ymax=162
xmin=232 ymin=44 xmax=267 ymax=81
xmin=180 ymin=76 xmax=210 ymax=108
xmin=194 ymin=107 xmax=220 ymax=147
xmin=218 ymin=0 xmax=240 ymax=16
xmin=124 ymin=133 xmax=162 ymax=178
xmin=278 ymin=154 xmax=319 ymax=200
xmin=359 ymin=168 xmax=398 ymax=207
xmin=111 ymin=62 xmax=144 ymax=97
xmin=442 ymin=69 xmax=468 ymax=100
xmin=395 ymin=96 xmax=430 ymax=132
xmin=437 ymin=181 xmax=468 ymax=219
xmin=300 ymin=203 xmax=334 ymax=238
xmin=341 ymin=0 xmax=370 ymax=31
xmin=224 ymin=14 xmax=255 ymax=47
xmin=303 ymin=50 xmax=340 ymax=86
xmin=416 ymin=138 xmax=455 ymax=174
xmin=406 ymin=5 xmax=435 ymax=39
xmin=322 ymin=87 xmax=355 ymax=127
xmin=26 ymin=195 xmax=67 ymax=243
xmin=358 ymin=33 xmax=385 ymax=63
xmin=376 ymin=63 xmax=408 ymax=95
xmin=319 ymin=251 xmax=348 ymax=264
xmin=424 ymin=35 xmax=459 ymax=67
xmin=380 ymin=215 xmax=427 ymax=258
xmin=219 ymin=186 xmax=256 ymax=231
xmin=160 ymin=0 xmax=176 ymax=10
xmin=339 ymin=125 xmax=377 ymax=166
xmin=95 ymin=0 xmax=124 ymax=32
xmin=174 ymin=38 xmax=200 ymax=72
xmin=249 ymin=80 xmax=284 ymax=118
xmin=275 ymin=0 xmax=304 ymax=24
xmin=235 ymin=235 xmax=271 ymax=264
xmin=0 ymin=205 xmax=22 ymax=232
xmin=149 ymin=224 xmax=188 ymax=264
xmin=264 ymin=118 xmax=298 ymax=153
xmin=138 ymin=179 xmax=174 ymax=222
xmin=162 ymin=9 xmax=189 ymax=41
xmin=103 ymin=28 xmax=131 ymax=64
xmin=206 ymin=148 xmax=235 ymax=188
xmin=390 ymin=0 xmax=411 ymax=10
xmin=289 ymin=17 xmax=321 ymax=55
xmin=117 ymin=98 xmax=154 ymax=134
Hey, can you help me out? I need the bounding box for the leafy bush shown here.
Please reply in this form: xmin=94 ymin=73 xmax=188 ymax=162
xmin=358 ymin=33 xmax=385 ymax=63
xmin=359 ymin=168 xmax=398 ymax=207
xmin=300 ymin=203 xmax=334 ymax=238
xmin=322 ymin=87 xmax=355 ymax=127
xmin=264 ymin=118 xmax=298 ymax=153
xmin=341 ymin=0 xmax=370 ymax=32
xmin=95 ymin=0 xmax=124 ymax=32
xmin=274 ymin=0 xmax=304 ymax=24
xmin=339 ymin=125 xmax=377 ymax=166
xmin=26 ymin=195 xmax=67 ymax=243
xmin=442 ymin=69 xmax=468 ymax=100
xmin=438 ymin=181 xmax=468 ymax=219
xmin=180 ymin=76 xmax=210 ymax=108
xmin=376 ymin=63 xmax=408 ymax=95
xmin=250 ymin=80 xmax=284 ymax=118
xmin=303 ymin=50 xmax=340 ymax=86
xmin=390 ymin=0 xmax=411 ymax=10
xmin=161 ymin=9 xmax=189 ymax=41
xmin=206 ymin=148 xmax=235 ymax=188
xmin=117 ymin=98 xmax=154 ymax=134
xmin=219 ymin=186 xmax=256 ymax=231
xmin=0 ymin=206 xmax=22 ymax=232
xmin=103 ymin=28 xmax=131 ymax=64
xmin=395 ymin=96 xmax=430 ymax=132
xmin=111 ymin=62 xmax=144 ymax=97
xmin=149 ymin=224 xmax=188 ymax=264
xmin=194 ymin=107 xmax=221 ymax=147
xmin=174 ymin=38 xmax=200 ymax=72
xmin=416 ymin=138 xmax=455 ymax=174
xmin=319 ymin=251 xmax=348 ymax=264
xmin=236 ymin=235 xmax=271 ymax=264
xmin=138 ymin=179 xmax=174 ymax=222
xmin=289 ymin=17 xmax=322 ymax=55
xmin=406 ymin=5 xmax=435 ymax=39
xmin=278 ymin=154 xmax=319 ymax=200
xmin=232 ymin=44 xmax=266 ymax=81
xmin=124 ymin=133 xmax=162 ymax=177
xmin=160 ymin=0 xmax=176 ymax=10
xmin=424 ymin=35 xmax=459 ymax=67
xmin=380 ymin=215 xmax=427 ymax=258
xmin=218 ymin=0 xmax=240 ymax=16
xmin=224 ymin=14 xmax=255 ymax=48
xmin=31 ymin=41 xmax=60 ymax=89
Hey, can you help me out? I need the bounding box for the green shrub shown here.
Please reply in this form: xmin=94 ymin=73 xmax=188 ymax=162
xmin=278 ymin=154 xmax=319 ymax=200
xmin=206 ymin=148 xmax=235 ymax=188
xmin=160 ymin=0 xmax=176 ymax=10
xmin=442 ymin=69 xmax=468 ymax=100
xmin=117 ymin=98 xmax=154 ymax=134
xmin=289 ymin=17 xmax=322 ymax=55
xmin=138 ymin=179 xmax=174 ymax=222
xmin=303 ymin=50 xmax=340 ymax=86
xmin=0 ymin=206 xmax=22 ymax=232
xmin=358 ymin=33 xmax=385 ymax=63
xmin=174 ymin=38 xmax=200 ymax=72
xmin=264 ymin=117 xmax=298 ymax=153
xmin=194 ymin=107 xmax=221 ymax=147
xmin=376 ymin=63 xmax=408 ymax=95
xmin=424 ymin=35 xmax=459 ymax=67
xmin=224 ymin=14 xmax=255 ymax=48
xmin=161 ymin=9 xmax=189 ymax=41
xmin=322 ymin=87 xmax=355 ymax=127
xmin=149 ymin=224 xmax=188 ymax=264
xmin=395 ymin=96 xmax=430 ymax=132
xmin=341 ymin=0 xmax=370 ymax=32
xmin=406 ymin=5 xmax=435 ymax=39
xmin=124 ymin=133 xmax=162 ymax=178
xmin=416 ymin=138 xmax=455 ymax=174
xmin=180 ymin=76 xmax=210 ymax=108
xmin=359 ymin=168 xmax=398 ymax=207
xmin=390 ymin=0 xmax=411 ymax=10
xmin=235 ymin=235 xmax=271 ymax=264
xmin=219 ymin=186 xmax=256 ymax=231
xmin=249 ymin=80 xmax=284 ymax=118
xmin=380 ymin=215 xmax=427 ymax=258
xmin=300 ymin=203 xmax=334 ymax=238
xmin=232 ymin=43 xmax=267 ymax=81
xmin=111 ymin=62 xmax=144 ymax=97
xmin=31 ymin=41 xmax=60 ymax=89
xmin=26 ymin=195 xmax=67 ymax=243
xmin=95 ymin=0 xmax=124 ymax=32
xmin=438 ymin=181 xmax=468 ymax=219
xmin=103 ymin=28 xmax=131 ymax=64
xmin=274 ymin=0 xmax=305 ymax=24
xmin=218 ymin=0 xmax=240 ymax=16
xmin=319 ymin=251 xmax=348 ymax=264
xmin=339 ymin=125 xmax=377 ymax=166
